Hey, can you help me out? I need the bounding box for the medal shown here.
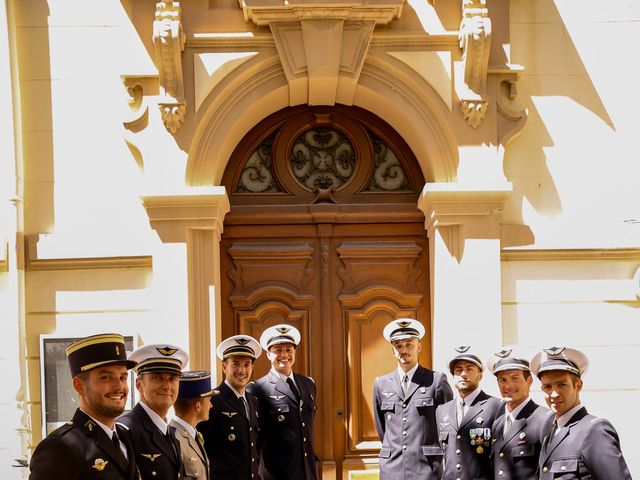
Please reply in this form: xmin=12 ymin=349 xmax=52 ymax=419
xmin=476 ymin=445 xmax=484 ymax=454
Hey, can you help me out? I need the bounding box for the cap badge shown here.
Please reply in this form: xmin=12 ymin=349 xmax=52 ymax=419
xmin=222 ymin=412 xmax=238 ymax=418
xmin=156 ymin=346 xmax=178 ymax=356
xmin=115 ymin=345 xmax=120 ymax=355
xmin=141 ymin=453 xmax=162 ymax=462
xmin=235 ymin=338 xmax=250 ymax=345
xmin=276 ymin=327 xmax=291 ymax=334
xmin=455 ymin=345 xmax=471 ymax=353
xmin=92 ymin=458 xmax=108 ymax=471
xmin=396 ymin=321 xmax=411 ymax=328
xmin=85 ymin=421 xmax=94 ymax=432
xmin=543 ymin=347 xmax=566 ymax=356
xmin=495 ymin=348 xmax=512 ymax=358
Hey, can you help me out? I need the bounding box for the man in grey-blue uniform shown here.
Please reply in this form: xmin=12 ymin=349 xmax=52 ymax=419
xmin=533 ymin=347 xmax=632 ymax=480
xmin=487 ymin=348 xmax=551 ymax=479
xmin=373 ymin=318 xmax=453 ymax=480
xmin=436 ymin=346 xmax=502 ymax=480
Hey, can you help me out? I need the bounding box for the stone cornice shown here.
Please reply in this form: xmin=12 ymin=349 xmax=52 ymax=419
xmin=240 ymin=2 xmax=404 ymax=27
xmin=141 ymin=187 xmax=231 ymax=243
xmin=418 ymin=182 xmax=512 ymax=231
xmin=501 ymin=248 xmax=640 ymax=262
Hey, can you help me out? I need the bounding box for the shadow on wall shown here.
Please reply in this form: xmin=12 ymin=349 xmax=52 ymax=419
xmin=503 ymin=0 xmax=617 ymax=224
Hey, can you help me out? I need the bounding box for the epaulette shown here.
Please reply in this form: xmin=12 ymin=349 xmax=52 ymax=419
xmin=116 ymin=421 xmax=130 ymax=431
xmin=55 ymin=421 xmax=76 ymax=437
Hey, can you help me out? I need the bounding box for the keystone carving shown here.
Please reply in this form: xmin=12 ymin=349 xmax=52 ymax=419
xmin=153 ymin=1 xmax=186 ymax=133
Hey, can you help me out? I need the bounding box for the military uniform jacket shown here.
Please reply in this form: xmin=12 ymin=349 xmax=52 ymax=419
xmin=197 ymin=381 xmax=260 ymax=480
xmin=436 ymin=390 xmax=502 ymax=480
xmin=249 ymin=371 xmax=318 ymax=480
xmin=538 ymin=407 xmax=632 ymax=479
xmin=169 ymin=418 xmax=210 ymax=480
xmin=118 ymin=403 xmax=184 ymax=479
xmin=490 ymin=398 xmax=552 ymax=480
xmin=373 ymin=365 xmax=453 ymax=480
xmin=29 ymin=408 xmax=139 ymax=480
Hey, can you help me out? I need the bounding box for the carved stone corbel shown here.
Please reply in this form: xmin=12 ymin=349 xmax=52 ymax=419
xmin=460 ymin=98 xmax=488 ymax=129
xmin=153 ymin=1 xmax=186 ymax=133
xmin=459 ymin=0 xmax=491 ymax=95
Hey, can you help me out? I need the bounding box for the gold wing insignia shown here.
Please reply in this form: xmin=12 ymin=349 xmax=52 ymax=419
xmin=140 ymin=453 xmax=162 ymax=462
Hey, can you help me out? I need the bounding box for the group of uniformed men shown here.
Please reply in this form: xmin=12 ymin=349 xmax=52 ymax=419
xmin=28 ymin=318 xmax=632 ymax=480
xmin=29 ymin=324 xmax=316 ymax=480
xmin=374 ymin=318 xmax=632 ymax=480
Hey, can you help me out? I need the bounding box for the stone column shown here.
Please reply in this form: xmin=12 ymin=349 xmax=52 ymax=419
xmin=141 ymin=187 xmax=230 ymax=371
xmin=418 ymin=182 xmax=511 ymax=372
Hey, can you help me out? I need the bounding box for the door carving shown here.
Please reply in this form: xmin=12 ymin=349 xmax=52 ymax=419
xmin=220 ymin=106 xmax=430 ymax=479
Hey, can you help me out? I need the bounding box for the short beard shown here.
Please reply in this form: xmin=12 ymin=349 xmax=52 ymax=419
xmin=91 ymin=401 xmax=125 ymax=419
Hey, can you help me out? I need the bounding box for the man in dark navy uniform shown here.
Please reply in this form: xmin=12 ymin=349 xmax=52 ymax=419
xmin=250 ymin=324 xmax=318 ymax=480
xmin=29 ymin=333 xmax=139 ymax=480
xmin=436 ymin=346 xmax=502 ymax=480
xmin=118 ymin=343 xmax=188 ymax=479
xmin=373 ymin=318 xmax=453 ymax=480
xmin=198 ymin=335 xmax=262 ymax=479
xmin=487 ymin=348 xmax=551 ymax=479
xmin=533 ymin=347 xmax=632 ymax=480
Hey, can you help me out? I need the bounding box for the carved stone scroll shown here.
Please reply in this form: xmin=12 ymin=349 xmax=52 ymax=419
xmin=459 ymin=0 xmax=491 ymax=95
xmin=153 ymin=1 xmax=186 ymax=133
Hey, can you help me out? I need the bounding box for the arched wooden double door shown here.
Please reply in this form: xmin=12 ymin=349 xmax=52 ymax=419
xmin=220 ymin=105 xmax=431 ymax=479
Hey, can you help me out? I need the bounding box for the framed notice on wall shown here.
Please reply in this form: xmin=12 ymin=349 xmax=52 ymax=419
xmin=39 ymin=334 xmax=138 ymax=437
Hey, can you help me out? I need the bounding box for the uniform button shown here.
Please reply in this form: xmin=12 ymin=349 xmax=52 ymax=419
xmin=304 ymin=438 xmax=307 ymax=442
xmin=402 ymin=431 xmax=407 ymax=436
xmin=498 ymin=471 xmax=503 ymax=476
xmin=230 ymin=426 xmax=235 ymax=430
xmin=249 ymin=427 xmax=252 ymax=431
xmin=302 ymin=422 xmax=306 ymax=427
xmin=402 ymin=417 xmax=407 ymax=423
xmin=252 ymin=458 xmax=255 ymax=462
xmin=251 ymin=442 xmax=254 ymax=446
xmin=543 ymin=467 xmax=548 ymax=473
xmin=152 ymin=473 xmax=157 ymax=477
xmin=455 ymin=449 xmax=460 ymax=454
xmin=561 ymin=466 xmax=566 ymax=471
xmin=402 ymin=445 xmax=407 ymax=450
xmin=194 ymin=473 xmax=199 ymax=477
xmin=456 ymin=435 xmax=461 ymax=440
xmin=402 ymin=404 xmax=407 ymax=408
xmin=456 ymin=464 xmax=461 ymax=470
xmin=190 ymin=457 xmax=196 ymax=461
xmin=499 ymin=452 xmax=504 ymax=458
xmin=519 ymin=451 xmax=524 ymax=456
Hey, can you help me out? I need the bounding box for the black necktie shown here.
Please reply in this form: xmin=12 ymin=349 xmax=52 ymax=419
xmin=240 ymin=396 xmax=250 ymax=418
xmin=286 ymin=377 xmax=301 ymax=402
xmin=166 ymin=429 xmax=178 ymax=461
xmin=112 ymin=432 xmax=128 ymax=463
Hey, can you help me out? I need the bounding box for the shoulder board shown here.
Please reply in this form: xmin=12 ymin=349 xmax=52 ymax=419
xmin=116 ymin=421 xmax=130 ymax=431
xmin=55 ymin=421 xmax=76 ymax=437
xmin=309 ymin=377 xmax=315 ymax=383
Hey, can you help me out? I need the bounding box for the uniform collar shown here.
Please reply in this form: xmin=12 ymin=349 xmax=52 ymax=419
xmin=139 ymin=400 xmax=169 ymax=435
xmin=396 ymin=363 xmax=419 ymax=382
xmin=457 ymin=386 xmax=481 ymax=406
xmin=504 ymin=396 xmax=530 ymax=420
xmin=556 ymin=403 xmax=583 ymax=429
xmin=224 ymin=379 xmax=247 ymax=400
xmin=270 ymin=367 xmax=295 ymax=384
xmin=172 ymin=415 xmax=196 ymax=439
xmin=80 ymin=408 xmax=116 ymax=439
